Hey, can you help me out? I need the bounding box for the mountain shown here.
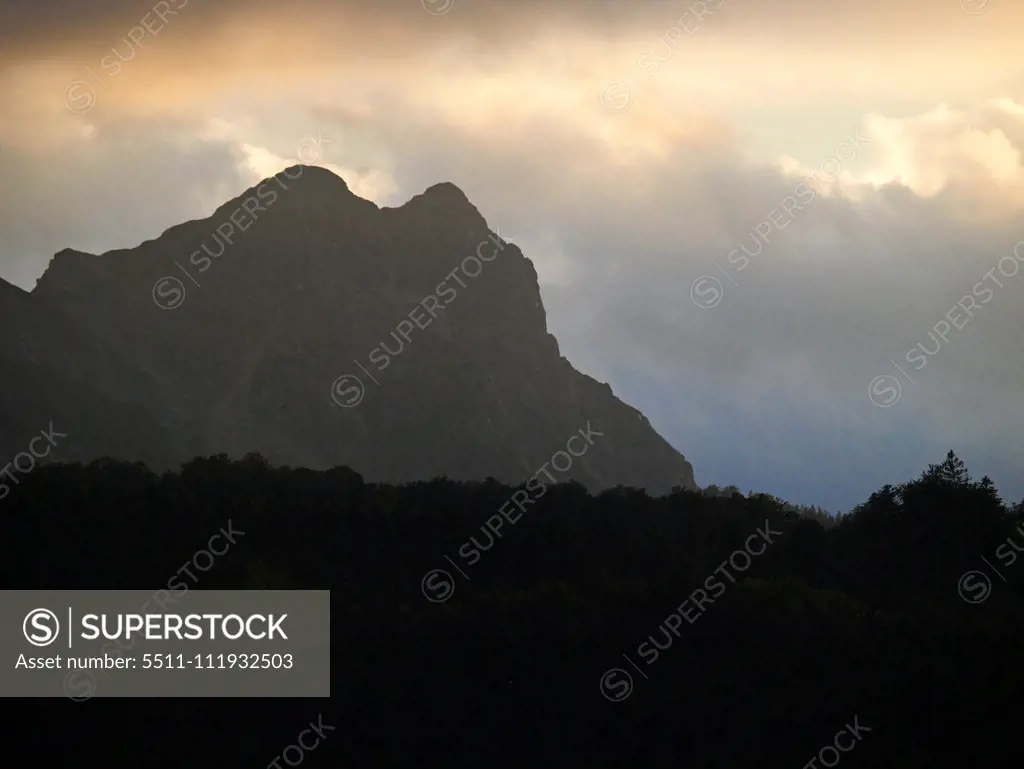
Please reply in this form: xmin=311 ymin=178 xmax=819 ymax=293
xmin=1 ymin=165 xmax=696 ymax=494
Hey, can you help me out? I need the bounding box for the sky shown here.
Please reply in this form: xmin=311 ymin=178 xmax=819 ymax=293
xmin=1 ymin=0 xmax=1023 ymax=511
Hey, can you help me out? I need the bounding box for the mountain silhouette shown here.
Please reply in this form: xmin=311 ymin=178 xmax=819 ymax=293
xmin=1 ymin=165 xmax=696 ymax=493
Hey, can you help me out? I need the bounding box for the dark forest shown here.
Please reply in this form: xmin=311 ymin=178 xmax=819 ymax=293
xmin=3 ymin=449 xmax=1021 ymax=767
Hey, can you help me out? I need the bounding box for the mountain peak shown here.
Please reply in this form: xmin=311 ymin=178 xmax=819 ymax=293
xmin=276 ymin=164 xmax=353 ymax=194
xmin=400 ymin=180 xmax=485 ymax=224
xmin=421 ymin=181 xmax=470 ymax=202
xmin=281 ymin=163 xmax=345 ymax=181
xmin=8 ymin=171 xmax=696 ymax=495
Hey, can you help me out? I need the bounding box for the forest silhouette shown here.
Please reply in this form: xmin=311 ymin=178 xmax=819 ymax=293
xmin=3 ymin=449 xmax=1021 ymax=767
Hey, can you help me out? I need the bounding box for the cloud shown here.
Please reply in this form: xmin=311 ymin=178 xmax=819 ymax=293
xmin=0 ymin=0 xmax=1023 ymax=509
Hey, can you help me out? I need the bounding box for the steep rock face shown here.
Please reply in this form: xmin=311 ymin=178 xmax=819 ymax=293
xmin=10 ymin=165 xmax=696 ymax=494
xmin=0 ymin=280 xmax=176 ymax=470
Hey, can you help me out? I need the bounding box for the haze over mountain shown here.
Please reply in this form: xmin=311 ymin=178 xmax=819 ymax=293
xmin=0 ymin=165 xmax=696 ymax=494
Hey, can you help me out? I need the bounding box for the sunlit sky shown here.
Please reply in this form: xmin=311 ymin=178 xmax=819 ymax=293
xmin=2 ymin=0 xmax=1023 ymax=510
